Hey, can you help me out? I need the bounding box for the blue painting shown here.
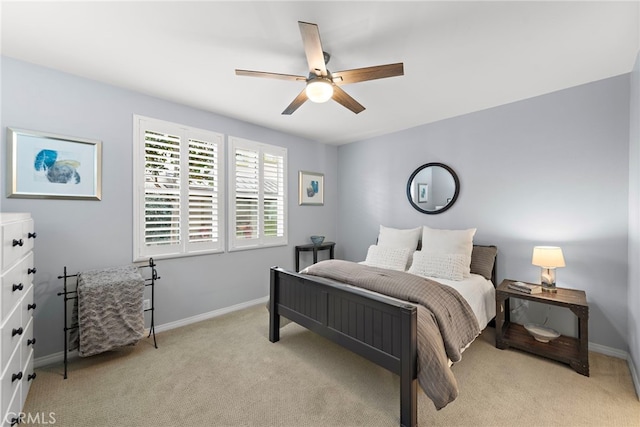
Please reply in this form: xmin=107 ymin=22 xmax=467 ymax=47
xmin=34 ymin=149 xmax=81 ymax=184
xmin=307 ymin=180 xmax=319 ymax=197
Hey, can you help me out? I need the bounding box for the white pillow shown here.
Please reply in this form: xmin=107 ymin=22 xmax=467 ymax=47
xmin=408 ymin=251 xmax=467 ymax=281
xmin=377 ymin=225 xmax=421 ymax=250
xmin=420 ymin=226 xmax=476 ymax=277
xmin=362 ymin=245 xmax=412 ymax=271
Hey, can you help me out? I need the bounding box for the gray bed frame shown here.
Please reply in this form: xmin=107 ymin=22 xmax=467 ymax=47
xmin=268 ymin=246 xmax=497 ymax=427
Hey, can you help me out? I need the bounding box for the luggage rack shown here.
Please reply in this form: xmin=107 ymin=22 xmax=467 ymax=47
xmin=57 ymin=258 xmax=160 ymax=379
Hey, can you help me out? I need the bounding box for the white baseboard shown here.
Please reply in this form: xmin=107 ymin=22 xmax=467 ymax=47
xmin=152 ymin=295 xmax=268 ymax=334
xmin=627 ymin=354 xmax=640 ymax=401
xmin=35 ymin=296 xmax=269 ymax=369
xmin=589 ymin=341 xmax=628 ymax=359
xmin=590 ymin=342 xmax=640 ymax=400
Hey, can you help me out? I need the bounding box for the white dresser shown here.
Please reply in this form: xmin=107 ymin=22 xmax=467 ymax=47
xmin=0 ymin=213 xmax=36 ymax=426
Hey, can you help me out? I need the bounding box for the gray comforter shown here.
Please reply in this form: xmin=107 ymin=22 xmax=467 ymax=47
xmin=302 ymin=259 xmax=480 ymax=409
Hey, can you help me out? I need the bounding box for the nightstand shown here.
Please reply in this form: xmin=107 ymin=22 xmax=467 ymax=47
xmin=495 ymin=279 xmax=589 ymax=376
xmin=295 ymin=242 xmax=335 ymax=272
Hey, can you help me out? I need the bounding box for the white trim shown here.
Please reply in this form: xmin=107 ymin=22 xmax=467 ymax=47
xmin=153 ymin=296 xmax=268 ymax=334
xmin=35 ymin=296 xmax=269 ymax=369
xmin=628 ymin=354 xmax=640 ymax=400
xmin=589 ymin=341 xmax=629 ymax=359
xmin=590 ymin=341 xmax=640 ymax=400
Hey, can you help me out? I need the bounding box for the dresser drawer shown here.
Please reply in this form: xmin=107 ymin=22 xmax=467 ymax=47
xmin=0 ymin=254 xmax=33 ymax=323
xmin=2 ymin=384 xmax=20 ymax=427
xmin=20 ymin=349 xmax=33 ymax=412
xmin=0 ymin=347 xmax=21 ymax=422
xmin=20 ymin=319 xmax=33 ymax=371
xmin=0 ymin=308 xmax=23 ymax=376
xmin=21 ymin=285 xmax=35 ymax=330
xmin=0 ymin=222 xmax=23 ymax=273
xmin=0 ymin=219 xmax=34 ymax=273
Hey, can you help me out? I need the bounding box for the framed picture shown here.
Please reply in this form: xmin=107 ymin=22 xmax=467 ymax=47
xmin=417 ymin=183 xmax=428 ymax=203
xmin=298 ymin=170 xmax=324 ymax=206
xmin=7 ymin=128 xmax=102 ymax=200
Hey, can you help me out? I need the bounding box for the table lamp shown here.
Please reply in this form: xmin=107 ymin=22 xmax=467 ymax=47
xmin=531 ymin=246 xmax=565 ymax=292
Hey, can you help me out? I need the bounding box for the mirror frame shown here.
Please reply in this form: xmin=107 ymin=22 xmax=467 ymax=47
xmin=406 ymin=162 xmax=460 ymax=214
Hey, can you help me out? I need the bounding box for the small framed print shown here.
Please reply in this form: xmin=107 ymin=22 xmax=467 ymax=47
xmin=7 ymin=127 xmax=102 ymax=200
xmin=417 ymin=183 xmax=428 ymax=203
xmin=298 ymin=170 xmax=324 ymax=206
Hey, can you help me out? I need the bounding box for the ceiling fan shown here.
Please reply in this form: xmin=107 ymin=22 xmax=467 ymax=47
xmin=235 ymin=21 xmax=404 ymax=115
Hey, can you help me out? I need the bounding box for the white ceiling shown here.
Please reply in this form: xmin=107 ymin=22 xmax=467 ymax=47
xmin=1 ymin=1 xmax=638 ymax=145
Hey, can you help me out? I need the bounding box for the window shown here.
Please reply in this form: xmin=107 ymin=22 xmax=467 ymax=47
xmin=133 ymin=115 xmax=224 ymax=261
xmin=228 ymin=136 xmax=287 ymax=251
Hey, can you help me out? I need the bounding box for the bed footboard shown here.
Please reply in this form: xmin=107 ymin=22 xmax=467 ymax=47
xmin=269 ymin=266 xmax=417 ymax=427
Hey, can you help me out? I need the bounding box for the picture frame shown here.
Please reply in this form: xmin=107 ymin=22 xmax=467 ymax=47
xmin=298 ymin=170 xmax=324 ymax=206
xmin=7 ymin=127 xmax=102 ymax=200
xmin=417 ymin=183 xmax=428 ymax=203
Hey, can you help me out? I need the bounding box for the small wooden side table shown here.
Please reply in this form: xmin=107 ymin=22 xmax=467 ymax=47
xmin=495 ymin=279 xmax=589 ymax=376
xmin=295 ymin=242 xmax=335 ymax=272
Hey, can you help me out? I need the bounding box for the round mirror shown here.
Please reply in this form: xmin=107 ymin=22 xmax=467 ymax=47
xmin=406 ymin=163 xmax=460 ymax=214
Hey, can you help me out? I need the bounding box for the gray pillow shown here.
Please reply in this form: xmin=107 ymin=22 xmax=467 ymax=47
xmin=470 ymin=245 xmax=497 ymax=280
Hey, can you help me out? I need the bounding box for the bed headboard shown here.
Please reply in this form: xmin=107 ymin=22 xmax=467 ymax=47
xmin=472 ymin=245 xmax=498 ymax=287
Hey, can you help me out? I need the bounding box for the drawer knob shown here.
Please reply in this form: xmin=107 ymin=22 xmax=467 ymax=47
xmin=28 ymin=232 xmax=37 ymax=239
xmin=11 ymin=371 xmax=22 ymax=382
xmin=12 ymin=283 xmax=24 ymax=292
xmin=27 ymin=338 xmax=36 ymax=346
xmin=28 ymin=372 xmax=36 ymax=381
xmin=28 ymin=267 xmax=37 ymax=275
xmin=28 ymin=303 xmax=37 ymax=311
xmin=12 ymin=327 xmax=23 ymax=337
xmin=12 ymin=238 xmax=23 ymax=247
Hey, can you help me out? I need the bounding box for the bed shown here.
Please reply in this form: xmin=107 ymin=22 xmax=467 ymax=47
xmin=268 ymin=226 xmax=497 ymax=427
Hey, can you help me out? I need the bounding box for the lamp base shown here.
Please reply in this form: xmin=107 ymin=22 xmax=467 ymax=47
xmin=540 ymin=267 xmax=557 ymax=292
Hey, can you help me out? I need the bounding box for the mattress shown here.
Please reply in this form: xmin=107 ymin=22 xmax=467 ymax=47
xmin=426 ymin=273 xmax=496 ymax=330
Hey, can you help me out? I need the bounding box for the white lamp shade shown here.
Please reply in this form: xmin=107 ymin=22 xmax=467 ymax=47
xmin=305 ymin=78 xmax=333 ymax=103
xmin=532 ymin=246 xmax=566 ymax=268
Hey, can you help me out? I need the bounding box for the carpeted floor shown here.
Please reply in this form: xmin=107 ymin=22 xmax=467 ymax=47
xmin=24 ymin=303 xmax=640 ymax=426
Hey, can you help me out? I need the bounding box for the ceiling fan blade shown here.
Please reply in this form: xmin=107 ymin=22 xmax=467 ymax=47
xmin=332 ymin=86 xmax=365 ymax=114
xmin=332 ymin=63 xmax=404 ymax=85
xmin=235 ymin=69 xmax=306 ymax=81
xmin=298 ymin=21 xmax=327 ymax=77
xmin=282 ymin=89 xmax=308 ymax=115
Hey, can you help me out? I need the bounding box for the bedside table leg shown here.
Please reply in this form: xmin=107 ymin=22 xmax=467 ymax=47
xmin=570 ymin=305 xmax=590 ymax=376
xmin=495 ymin=294 xmax=510 ymax=349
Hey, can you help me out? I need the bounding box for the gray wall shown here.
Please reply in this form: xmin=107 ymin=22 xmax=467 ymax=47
xmin=0 ymin=57 xmax=339 ymax=358
xmin=337 ymin=75 xmax=630 ymax=351
xmin=628 ymin=51 xmax=640 ymax=390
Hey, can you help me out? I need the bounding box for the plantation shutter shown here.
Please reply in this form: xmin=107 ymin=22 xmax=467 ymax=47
xmin=187 ymin=135 xmax=221 ymax=250
xmin=234 ymin=148 xmax=259 ymax=240
xmin=144 ymin=130 xmax=181 ymax=250
xmin=134 ymin=116 xmax=224 ymax=261
xmin=263 ymin=152 xmax=285 ymax=238
xmin=229 ymin=137 xmax=287 ymax=251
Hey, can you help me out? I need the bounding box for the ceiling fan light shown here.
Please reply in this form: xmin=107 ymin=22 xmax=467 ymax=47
xmin=305 ymin=78 xmax=334 ymax=103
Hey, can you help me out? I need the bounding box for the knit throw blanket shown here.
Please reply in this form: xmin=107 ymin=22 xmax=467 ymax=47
xmin=73 ymin=265 xmax=145 ymax=357
xmin=302 ymin=259 xmax=480 ymax=409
